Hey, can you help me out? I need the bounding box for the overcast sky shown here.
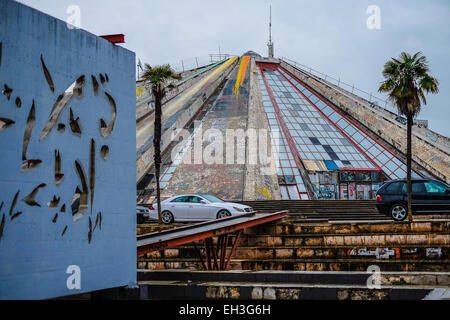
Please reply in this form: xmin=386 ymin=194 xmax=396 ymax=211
xmin=17 ymin=0 xmax=450 ymax=137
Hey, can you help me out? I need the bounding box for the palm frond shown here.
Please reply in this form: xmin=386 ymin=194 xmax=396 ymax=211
xmin=379 ymin=51 xmax=438 ymax=117
xmin=141 ymin=64 xmax=181 ymax=86
xmin=419 ymin=75 xmax=439 ymax=94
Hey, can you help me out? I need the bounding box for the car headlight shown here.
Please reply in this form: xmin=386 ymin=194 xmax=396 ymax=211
xmin=232 ymin=206 xmax=244 ymax=212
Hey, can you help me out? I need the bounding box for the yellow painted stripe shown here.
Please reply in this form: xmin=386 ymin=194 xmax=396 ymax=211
xmin=239 ymin=56 xmax=250 ymax=88
xmin=233 ymin=57 xmax=245 ymax=96
xmin=233 ymin=56 xmax=250 ymax=98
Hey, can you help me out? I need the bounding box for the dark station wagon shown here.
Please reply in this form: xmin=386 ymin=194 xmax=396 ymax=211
xmin=376 ymin=179 xmax=450 ymax=221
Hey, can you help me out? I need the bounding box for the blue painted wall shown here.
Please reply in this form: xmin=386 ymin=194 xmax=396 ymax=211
xmin=0 ymin=0 xmax=136 ymax=299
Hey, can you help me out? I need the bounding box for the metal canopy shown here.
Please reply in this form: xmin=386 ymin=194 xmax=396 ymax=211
xmin=137 ymin=211 xmax=288 ymax=270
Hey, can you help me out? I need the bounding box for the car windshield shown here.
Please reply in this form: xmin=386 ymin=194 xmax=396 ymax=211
xmin=199 ymin=194 xmax=224 ymax=203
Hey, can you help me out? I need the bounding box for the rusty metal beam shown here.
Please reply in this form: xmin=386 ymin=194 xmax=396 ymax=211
xmin=210 ymin=238 xmax=219 ymax=270
xmin=225 ymin=230 xmax=242 ymax=271
xmin=192 ymin=241 xmax=206 ymax=270
xmin=137 ymin=211 xmax=287 ymax=257
xmin=216 ymin=236 xmax=224 ymax=270
xmin=204 ymin=239 xmax=211 ymax=270
xmin=220 ymin=234 xmax=228 ymax=270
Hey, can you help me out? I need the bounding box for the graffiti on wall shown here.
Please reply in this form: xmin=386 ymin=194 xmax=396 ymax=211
xmin=426 ymin=248 xmax=442 ymax=258
xmin=257 ymin=186 xmax=272 ymax=200
xmin=256 ymin=175 xmax=276 ymax=200
xmin=174 ymin=172 xmax=233 ymax=194
xmin=233 ymin=56 xmax=250 ymax=99
xmin=348 ymin=247 xmax=400 ymax=259
xmin=313 ymin=184 xmax=336 ymax=200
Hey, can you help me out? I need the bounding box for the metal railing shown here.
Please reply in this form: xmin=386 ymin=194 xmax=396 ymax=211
xmin=280 ymin=57 xmax=397 ymax=113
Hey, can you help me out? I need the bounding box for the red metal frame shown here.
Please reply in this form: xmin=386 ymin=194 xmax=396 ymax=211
xmin=99 ymin=34 xmax=125 ymax=44
xmin=258 ymin=65 xmax=313 ymax=199
xmin=339 ymin=168 xmax=381 ymax=172
xmin=191 ymin=231 xmax=243 ymax=271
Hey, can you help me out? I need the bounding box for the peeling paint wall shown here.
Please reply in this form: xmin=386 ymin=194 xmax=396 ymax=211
xmin=0 ymin=0 xmax=136 ymax=299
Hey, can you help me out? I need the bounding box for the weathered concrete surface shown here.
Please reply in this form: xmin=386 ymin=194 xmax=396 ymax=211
xmin=135 ymin=270 xmax=450 ymax=301
xmin=243 ymin=59 xmax=281 ymax=201
xmin=136 ymin=61 xmax=226 ymax=124
xmin=137 ymin=57 xmax=282 ymax=201
xmin=130 ymin=281 xmax=438 ymax=300
xmin=71 ymin=272 xmax=448 ymax=300
xmin=0 ymin=0 xmax=136 ymax=299
xmin=136 ymin=58 xmax=237 ymax=183
xmin=138 ymin=219 xmax=450 ymax=272
xmin=160 ymin=57 xmax=251 ymax=200
xmin=156 ymin=58 xmax=281 ymax=200
xmin=280 ymin=60 xmax=450 ymax=183
xmin=161 ymin=66 xmax=247 ymax=199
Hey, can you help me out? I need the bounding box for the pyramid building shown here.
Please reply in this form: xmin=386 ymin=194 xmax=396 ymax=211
xmin=136 ymin=52 xmax=450 ymax=203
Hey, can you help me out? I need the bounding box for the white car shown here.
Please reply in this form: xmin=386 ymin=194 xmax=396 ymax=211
xmin=148 ymin=194 xmax=254 ymax=224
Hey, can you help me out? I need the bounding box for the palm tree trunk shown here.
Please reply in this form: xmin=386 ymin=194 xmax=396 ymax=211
xmin=406 ymin=114 xmax=413 ymax=222
xmin=153 ymin=87 xmax=163 ymax=224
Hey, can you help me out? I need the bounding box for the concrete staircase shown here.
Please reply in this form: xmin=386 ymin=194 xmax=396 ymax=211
xmin=237 ymin=200 xmax=387 ymax=221
xmin=137 ymin=219 xmax=450 ymax=273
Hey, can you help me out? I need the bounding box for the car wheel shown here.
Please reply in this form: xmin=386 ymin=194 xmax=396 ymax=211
xmin=217 ymin=210 xmax=231 ymax=219
xmin=390 ymin=203 xmax=407 ymax=221
xmin=161 ymin=210 xmax=174 ymax=225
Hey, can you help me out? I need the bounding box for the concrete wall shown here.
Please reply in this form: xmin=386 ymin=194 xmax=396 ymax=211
xmin=136 ymin=62 xmax=224 ymax=123
xmin=161 ymin=59 xmax=248 ymax=200
xmin=280 ymin=60 xmax=450 ymax=184
xmin=160 ymin=57 xmax=281 ymax=201
xmin=0 ymin=1 xmax=136 ymax=299
xmin=137 ymin=58 xmax=237 ymax=183
xmin=243 ymin=59 xmax=281 ymax=200
xmin=136 ymin=61 xmax=228 ymax=123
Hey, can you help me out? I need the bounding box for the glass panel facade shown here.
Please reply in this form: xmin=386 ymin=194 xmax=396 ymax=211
xmin=258 ymin=68 xmax=309 ymax=200
xmin=276 ymin=67 xmax=420 ymax=180
xmin=257 ymin=63 xmax=424 ymax=199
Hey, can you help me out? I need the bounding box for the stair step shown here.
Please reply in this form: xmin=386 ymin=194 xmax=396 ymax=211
xmin=237 ymin=233 xmax=450 ymax=247
xmin=137 ymin=216 xmax=450 ymax=273
xmin=138 ymin=270 xmax=450 ymax=286
xmin=136 ymin=280 xmax=441 ymax=300
xmin=138 ymin=258 xmax=450 ymax=272
xmin=139 ymin=245 xmax=449 ymax=261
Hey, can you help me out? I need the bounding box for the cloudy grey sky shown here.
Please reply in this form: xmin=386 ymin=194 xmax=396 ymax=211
xmin=17 ymin=0 xmax=450 ymax=137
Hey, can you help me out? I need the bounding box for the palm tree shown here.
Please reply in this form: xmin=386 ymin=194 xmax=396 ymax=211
xmin=379 ymin=52 xmax=439 ymax=221
xmin=142 ymin=64 xmax=181 ymax=224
